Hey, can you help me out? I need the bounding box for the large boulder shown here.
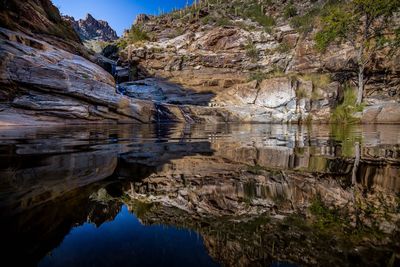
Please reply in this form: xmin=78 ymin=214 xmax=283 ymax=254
xmin=255 ymin=77 xmax=296 ymax=108
xmin=0 ymin=28 xmax=156 ymax=125
xmin=362 ymin=103 xmax=400 ymax=124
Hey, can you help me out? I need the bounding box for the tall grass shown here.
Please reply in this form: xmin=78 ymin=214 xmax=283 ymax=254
xmin=331 ymin=86 xmax=364 ymax=124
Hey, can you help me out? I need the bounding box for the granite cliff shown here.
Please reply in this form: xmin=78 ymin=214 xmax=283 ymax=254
xmin=63 ymin=14 xmax=118 ymax=42
xmin=0 ymin=0 xmax=399 ymax=125
xmin=111 ymin=0 xmax=400 ymax=124
xmin=0 ymin=0 xmax=192 ymax=125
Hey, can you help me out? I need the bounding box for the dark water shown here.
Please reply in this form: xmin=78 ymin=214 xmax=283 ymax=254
xmin=0 ymin=124 xmax=399 ymax=266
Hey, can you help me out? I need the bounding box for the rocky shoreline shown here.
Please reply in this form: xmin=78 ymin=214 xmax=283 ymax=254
xmin=0 ymin=0 xmax=399 ymax=125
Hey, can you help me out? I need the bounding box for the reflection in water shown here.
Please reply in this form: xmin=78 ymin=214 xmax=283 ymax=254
xmin=0 ymin=123 xmax=399 ymax=266
xmin=39 ymin=205 xmax=217 ymax=267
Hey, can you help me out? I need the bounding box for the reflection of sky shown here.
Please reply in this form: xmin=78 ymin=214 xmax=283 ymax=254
xmin=39 ymin=205 xmax=218 ymax=267
xmin=51 ymin=0 xmax=195 ymax=36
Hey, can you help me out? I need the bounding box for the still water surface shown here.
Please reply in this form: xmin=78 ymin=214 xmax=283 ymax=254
xmin=0 ymin=124 xmax=399 ymax=266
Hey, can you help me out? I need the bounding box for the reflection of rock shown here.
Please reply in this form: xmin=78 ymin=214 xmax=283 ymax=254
xmin=0 ymin=182 xmax=108 ymax=266
xmin=125 ymin=156 xmax=399 ymax=266
xmin=88 ymin=189 xmax=122 ymax=227
xmin=0 ymin=150 xmax=118 ymax=214
xmin=0 ymin=123 xmax=399 ymax=266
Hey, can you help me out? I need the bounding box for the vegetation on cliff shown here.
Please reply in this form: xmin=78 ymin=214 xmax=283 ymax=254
xmin=315 ymin=0 xmax=400 ymax=104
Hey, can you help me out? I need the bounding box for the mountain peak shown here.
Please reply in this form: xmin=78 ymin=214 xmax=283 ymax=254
xmin=63 ymin=14 xmax=118 ymax=42
xmin=85 ymin=13 xmax=95 ymax=20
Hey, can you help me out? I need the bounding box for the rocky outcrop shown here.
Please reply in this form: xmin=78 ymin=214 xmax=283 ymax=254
xmin=0 ymin=28 xmax=161 ymax=125
xmin=134 ymin=14 xmax=150 ymax=25
xmin=112 ymin=0 xmax=400 ymax=124
xmin=0 ymin=0 xmax=91 ymax=58
xmin=63 ymin=14 xmax=118 ymax=42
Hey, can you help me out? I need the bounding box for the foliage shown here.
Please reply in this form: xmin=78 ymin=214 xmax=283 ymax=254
xmin=248 ymin=70 xmax=268 ymax=82
xmin=284 ymin=2 xmax=298 ymax=18
xmin=315 ymin=6 xmax=354 ymax=52
xmin=216 ymin=17 xmax=232 ymax=27
xmin=117 ymin=25 xmax=149 ymax=49
xmin=242 ymin=3 xmax=275 ymax=30
xmin=331 ymin=86 xmax=364 ymax=124
xmin=310 ymin=196 xmax=342 ymax=229
xmin=315 ymin=0 xmax=400 ymax=104
xmin=276 ymin=41 xmax=291 ymax=53
xmin=301 ymin=73 xmax=331 ymax=88
xmin=290 ymin=6 xmax=322 ymax=34
xmin=296 ymin=88 xmax=308 ymax=98
xmin=316 ymin=0 xmax=400 ymax=51
xmin=247 ymin=164 xmax=265 ymax=175
xmin=245 ymin=42 xmax=259 ymax=61
xmin=127 ymin=25 xmax=149 ymax=43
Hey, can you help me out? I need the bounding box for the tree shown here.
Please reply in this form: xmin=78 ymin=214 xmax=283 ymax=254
xmin=315 ymin=0 xmax=400 ymax=105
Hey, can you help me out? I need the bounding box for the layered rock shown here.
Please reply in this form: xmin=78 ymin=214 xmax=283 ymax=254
xmin=113 ymin=0 xmax=400 ymax=123
xmin=0 ymin=0 xmax=90 ymax=58
xmin=0 ymin=28 xmax=162 ymax=125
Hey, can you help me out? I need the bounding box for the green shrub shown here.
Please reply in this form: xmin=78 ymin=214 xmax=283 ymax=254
xmin=284 ymin=3 xmax=298 ymax=18
xmin=247 ymin=164 xmax=265 ymax=175
xmin=331 ymin=86 xmax=364 ymax=124
xmin=245 ymin=42 xmax=259 ymax=61
xmin=216 ymin=17 xmax=232 ymax=26
xmin=243 ymin=3 xmax=275 ymax=29
xmin=290 ymin=7 xmax=321 ymax=34
xmin=301 ymin=73 xmax=331 ymax=88
xmin=127 ymin=26 xmax=149 ymax=43
xmin=248 ymin=70 xmax=267 ymax=82
xmin=276 ymin=41 xmax=291 ymax=53
xmin=309 ymin=196 xmax=342 ymax=229
xmin=296 ymin=88 xmax=308 ymax=98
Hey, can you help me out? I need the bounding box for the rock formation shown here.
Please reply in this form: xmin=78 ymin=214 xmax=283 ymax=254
xmin=113 ymin=0 xmax=400 ymax=124
xmin=63 ymin=14 xmax=118 ymax=42
xmin=0 ymin=0 xmax=399 ymax=125
xmin=1 ymin=124 xmax=399 ymax=266
xmin=0 ymin=0 xmax=202 ymax=125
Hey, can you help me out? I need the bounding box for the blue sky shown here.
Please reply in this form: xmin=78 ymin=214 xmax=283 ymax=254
xmin=52 ymin=0 xmax=194 ymax=36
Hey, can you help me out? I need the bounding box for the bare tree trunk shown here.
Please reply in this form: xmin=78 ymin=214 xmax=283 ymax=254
xmin=351 ymin=142 xmax=361 ymax=227
xmin=352 ymin=142 xmax=360 ymax=185
xmin=357 ymin=64 xmax=364 ymax=105
xmin=356 ymin=45 xmax=364 ymax=105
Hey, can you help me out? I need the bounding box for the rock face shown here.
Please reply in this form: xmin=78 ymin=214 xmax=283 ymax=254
xmin=63 ymin=14 xmax=118 ymax=42
xmin=0 ymin=1 xmax=220 ymax=125
xmin=0 ymin=28 xmax=154 ymax=125
xmin=134 ymin=14 xmax=150 ymax=25
xmin=112 ymin=0 xmax=400 ymax=124
xmin=0 ymin=0 xmax=399 ymax=125
xmin=0 ymin=0 xmax=90 ymax=58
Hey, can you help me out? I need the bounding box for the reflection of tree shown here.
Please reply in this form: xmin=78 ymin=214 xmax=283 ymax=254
xmin=331 ymin=124 xmax=362 ymax=158
xmin=352 ymin=142 xmax=362 ymax=228
xmin=352 ymin=142 xmax=361 ymax=185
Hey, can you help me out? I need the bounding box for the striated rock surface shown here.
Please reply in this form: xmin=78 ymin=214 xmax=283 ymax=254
xmin=0 ymin=28 xmax=165 ymax=125
xmin=0 ymin=0 xmax=92 ymax=58
xmin=111 ymin=0 xmax=400 ymax=124
xmin=63 ymin=14 xmax=118 ymax=42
